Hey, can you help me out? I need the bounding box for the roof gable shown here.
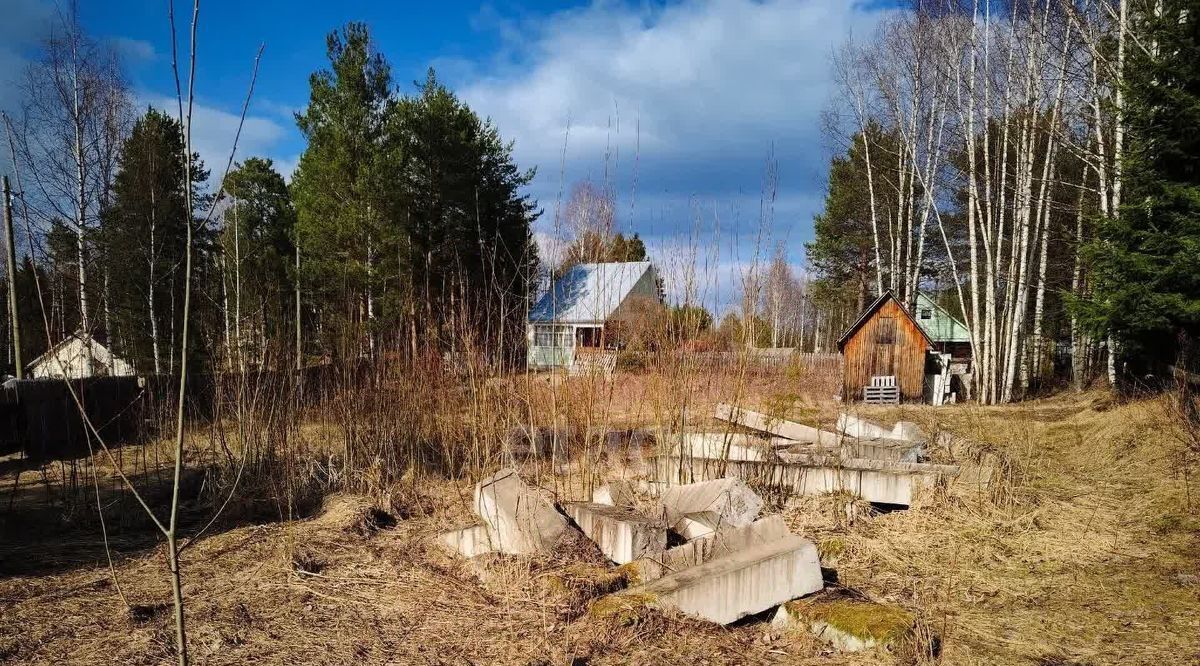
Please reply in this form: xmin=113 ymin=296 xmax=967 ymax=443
xmin=529 ymin=261 xmax=654 ymax=323
xmin=835 ymin=290 xmax=934 ymax=351
xmin=26 ymin=331 xmax=125 ymax=370
xmin=914 ymin=292 xmax=971 ymax=343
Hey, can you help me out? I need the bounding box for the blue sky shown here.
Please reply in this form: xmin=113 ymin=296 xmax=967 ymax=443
xmin=1 ymin=0 xmax=893 ymax=312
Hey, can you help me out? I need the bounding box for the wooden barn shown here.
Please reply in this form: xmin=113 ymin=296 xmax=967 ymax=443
xmin=836 ymin=291 xmax=934 ymax=403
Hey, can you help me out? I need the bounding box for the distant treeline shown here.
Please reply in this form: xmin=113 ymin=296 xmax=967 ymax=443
xmin=2 ymin=20 xmax=538 ymax=377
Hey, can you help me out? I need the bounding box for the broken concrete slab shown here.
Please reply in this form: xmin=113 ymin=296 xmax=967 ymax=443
xmin=838 ymin=413 xmax=926 ymax=444
xmin=890 ymin=421 xmax=925 ymax=442
xmin=771 ymin=598 xmax=916 ymax=652
xmin=658 ymin=477 xmax=763 ymax=536
xmin=475 ymin=468 xmax=571 ymax=554
xmin=656 ymin=455 xmax=958 ymax=506
xmin=872 ymin=438 xmax=925 ymax=462
xmin=671 ymin=432 xmax=784 ymax=462
xmin=592 ymin=479 xmax=636 ymax=507
xmin=777 ymin=437 xmax=924 ymax=463
xmin=716 ymin=403 xmax=842 ymax=446
xmin=564 ymin=502 xmax=667 ymax=565
xmin=672 ymin=512 xmax=720 ymax=540
xmin=836 ymin=413 xmax=892 ymax=439
xmin=624 ymin=515 xmax=791 ymax=584
xmin=609 ymin=532 xmax=822 ymax=625
xmin=438 ymin=523 xmax=497 ymax=558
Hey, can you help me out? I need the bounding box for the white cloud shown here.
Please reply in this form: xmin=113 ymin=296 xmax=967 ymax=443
xmin=255 ymin=98 xmax=302 ymax=123
xmin=461 ymin=0 xmax=887 ymax=180
xmin=455 ymin=0 xmax=890 ymax=313
xmin=110 ymin=37 xmax=156 ymax=63
xmin=271 ymin=154 xmax=300 ymax=183
xmin=0 ymin=0 xmax=51 ymax=178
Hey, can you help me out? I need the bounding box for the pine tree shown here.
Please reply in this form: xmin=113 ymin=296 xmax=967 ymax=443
xmin=1080 ymin=2 xmax=1200 ymax=375
xmin=807 ymin=130 xmax=887 ymax=312
xmin=292 ymin=26 xmax=539 ymax=360
xmin=222 ymin=157 xmax=296 ymax=366
xmin=395 ymin=70 xmax=539 ymax=347
xmin=292 ymin=23 xmax=396 ymax=357
xmin=104 ymin=108 xmax=207 ymax=373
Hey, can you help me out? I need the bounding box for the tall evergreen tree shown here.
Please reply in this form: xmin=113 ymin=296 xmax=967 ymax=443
xmin=222 ymin=157 xmax=297 ymax=366
xmin=394 ymin=70 xmax=539 ymax=349
xmin=1080 ymin=2 xmax=1200 ymax=375
xmin=3 ymin=256 xmax=50 ymax=372
xmin=292 ymin=22 xmax=396 ymax=357
xmin=291 ymin=25 xmax=539 ymax=361
xmin=807 ymin=130 xmax=887 ymax=312
xmin=104 ymin=108 xmax=207 ymax=373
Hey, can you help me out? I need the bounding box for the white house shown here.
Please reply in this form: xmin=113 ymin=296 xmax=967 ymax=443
xmin=527 ymin=261 xmax=660 ymax=370
xmin=26 ymin=332 xmax=136 ymax=379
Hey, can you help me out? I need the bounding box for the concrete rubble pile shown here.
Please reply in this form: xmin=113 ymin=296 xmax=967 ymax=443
xmin=602 ymin=477 xmax=823 ymax=625
xmin=656 ymin=404 xmax=959 ymax=506
xmin=439 ymin=468 xmax=574 ymax=557
xmin=437 ymin=469 xmax=825 ymax=627
xmin=429 ymin=408 xmax=958 ymax=646
xmin=563 ymin=502 xmax=667 ymax=564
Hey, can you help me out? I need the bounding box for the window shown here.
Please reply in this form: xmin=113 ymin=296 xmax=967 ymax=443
xmin=919 ymin=308 xmax=932 ymax=320
xmin=533 ymin=325 xmax=572 ymax=348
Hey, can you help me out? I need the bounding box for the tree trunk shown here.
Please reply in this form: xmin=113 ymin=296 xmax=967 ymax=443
xmin=149 ymin=192 xmax=161 ymax=375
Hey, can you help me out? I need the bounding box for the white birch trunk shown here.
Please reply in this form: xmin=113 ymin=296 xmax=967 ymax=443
xmin=149 ymin=188 xmax=161 ymax=375
xmin=1107 ymin=0 xmax=1127 ymax=386
xmin=233 ymin=200 xmax=243 ymax=374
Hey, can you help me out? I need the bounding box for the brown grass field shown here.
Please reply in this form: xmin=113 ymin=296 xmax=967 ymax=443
xmin=0 ymin=375 xmax=1197 ymax=665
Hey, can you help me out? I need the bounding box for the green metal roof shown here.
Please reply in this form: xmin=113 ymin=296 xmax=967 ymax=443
xmin=915 ymin=293 xmax=971 ymax=344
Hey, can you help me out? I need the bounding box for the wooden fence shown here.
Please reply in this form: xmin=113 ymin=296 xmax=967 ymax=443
xmin=0 ymin=366 xmax=340 ymax=460
xmin=620 ymin=350 xmax=842 ymax=375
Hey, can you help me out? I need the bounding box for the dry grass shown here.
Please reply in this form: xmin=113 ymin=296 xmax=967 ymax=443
xmin=1 ymin=381 xmax=1197 ymax=664
xmin=812 ymin=392 xmax=1200 ymax=665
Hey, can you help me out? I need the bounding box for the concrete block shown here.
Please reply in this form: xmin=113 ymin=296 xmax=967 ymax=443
xmin=891 ymin=421 xmax=924 ymax=442
xmin=613 ymin=533 xmax=823 ymax=625
xmin=633 ymin=479 xmax=670 ymax=497
xmin=838 ymin=413 xmax=926 ymax=444
xmin=592 ymin=479 xmax=636 ymax=507
xmin=671 ymin=432 xmax=779 ymax=462
xmin=627 ymin=515 xmax=790 ymax=584
xmin=475 ymin=468 xmax=570 ymax=554
xmin=673 ymin=512 xmax=720 ymax=540
xmin=777 ymin=438 xmax=923 ymax=463
xmin=656 ymin=456 xmax=958 ymax=507
xmin=658 ymin=477 xmax=762 ymax=536
xmin=716 ymin=403 xmax=841 ymax=445
xmin=564 ymin=502 xmax=667 ymax=564
xmin=438 ymin=523 xmax=497 ymax=558
xmin=836 ymin=413 xmax=892 ymax=439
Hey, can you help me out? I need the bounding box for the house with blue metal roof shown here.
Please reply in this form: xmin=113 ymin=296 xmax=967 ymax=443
xmin=527 ymin=261 xmax=660 ymax=370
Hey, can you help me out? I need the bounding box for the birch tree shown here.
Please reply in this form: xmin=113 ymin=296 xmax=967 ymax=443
xmin=14 ymin=2 xmax=130 ymax=347
xmin=815 ymin=0 xmax=1131 ymax=402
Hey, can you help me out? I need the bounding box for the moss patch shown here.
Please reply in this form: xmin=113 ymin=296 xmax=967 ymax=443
xmin=818 ymin=538 xmax=847 ymax=560
xmin=616 ymin=561 xmax=646 ymax=587
xmin=782 ymin=599 xmax=914 ymax=644
xmin=1149 ymin=512 xmax=1200 ymax=536
xmin=589 ymin=592 xmax=658 ymax=626
xmin=545 ymin=563 xmax=628 ymax=598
